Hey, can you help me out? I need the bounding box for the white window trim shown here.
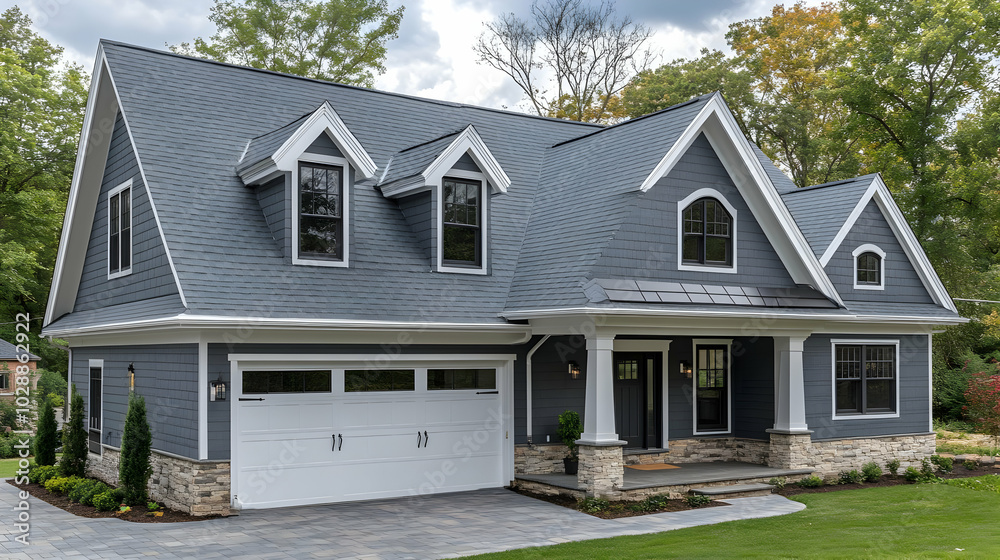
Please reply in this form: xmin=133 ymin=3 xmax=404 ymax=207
xmin=107 ymin=179 xmax=133 ymax=280
xmin=692 ymin=338 xmax=733 ymax=435
xmin=88 ymin=359 xmax=104 ymax=457
xmin=437 ymin=169 xmax=488 ymax=275
xmin=292 ymin=154 xmax=351 ymax=268
xmin=852 ymin=244 xmax=886 ymax=291
xmin=676 ymin=188 xmax=738 ymax=274
xmin=831 ymin=339 xmax=900 ymax=420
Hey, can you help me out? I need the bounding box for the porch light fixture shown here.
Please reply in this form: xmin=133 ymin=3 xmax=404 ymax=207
xmin=680 ymin=360 xmax=692 ymax=379
xmin=567 ymin=361 xmax=581 ymax=379
xmin=210 ymin=373 xmax=227 ymax=402
xmin=128 ymin=363 xmax=135 ymax=392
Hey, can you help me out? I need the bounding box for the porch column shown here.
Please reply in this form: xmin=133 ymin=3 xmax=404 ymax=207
xmin=577 ymin=334 xmax=626 ymax=497
xmin=768 ymin=335 xmax=812 ymax=469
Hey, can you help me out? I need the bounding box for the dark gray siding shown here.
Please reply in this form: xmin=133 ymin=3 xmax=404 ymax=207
xmin=305 ymin=133 xmax=343 ymax=157
xmin=803 ymin=333 xmax=930 ymax=439
xmin=824 ymin=201 xmax=933 ymax=303
xmin=207 ymin=342 xmax=530 ymax=460
xmin=397 ymin=191 xmax=433 ymax=262
xmin=256 ymin=175 xmax=287 ymax=257
xmin=525 ymin=336 xmax=588 ymax=444
xmin=74 ymin=112 xmax=179 ymax=312
xmin=450 ymin=153 xmax=480 ymax=173
xmin=71 ymin=344 xmax=199 ymax=458
xmin=591 ymin=134 xmax=797 ymax=288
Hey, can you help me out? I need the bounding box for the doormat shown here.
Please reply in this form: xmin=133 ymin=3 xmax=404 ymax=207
xmin=626 ymin=464 xmax=680 ymax=470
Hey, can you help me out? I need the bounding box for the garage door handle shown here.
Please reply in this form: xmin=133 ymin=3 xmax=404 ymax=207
xmin=332 ymin=434 xmax=336 ymax=451
xmin=338 ymin=434 xmax=343 ymax=451
xmin=239 ymin=397 xmax=265 ymax=401
xmin=424 ymin=430 xmax=429 ymax=447
xmin=417 ymin=431 xmax=422 ymax=448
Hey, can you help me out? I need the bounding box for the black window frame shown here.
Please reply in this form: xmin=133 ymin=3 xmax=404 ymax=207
xmin=344 ymin=369 xmax=416 ymax=392
xmin=108 ymin=184 xmax=132 ymax=276
xmin=427 ymin=368 xmax=497 ymax=390
xmin=441 ymin=177 xmax=483 ymax=268
xmin=856 ymin=252 xmax=882 ymax=286
xmin=242 ymin=370 xmax=333 ymax=394
xmin=694 ymin=344 xmax=729 ymax=432
xmin=834 ymin=343 xmax=897 ymax=415
xmin=682 ymin=197 xmax=732 ymax=267
xmin=298 ymin=162 xmax=345 ymax=261
xmin=89 ymin=365 xmax=102 ymax=455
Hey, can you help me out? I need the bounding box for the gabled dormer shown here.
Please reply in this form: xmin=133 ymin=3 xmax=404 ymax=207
xmin=378 ymin=125 xmax=510 ymax=275
xmin=237 ymin=102 xmax=377 ymax=268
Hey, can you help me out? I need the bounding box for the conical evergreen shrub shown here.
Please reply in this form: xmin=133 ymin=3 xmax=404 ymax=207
xmin=60 ymin=386 xmax=88 ymax=477
xmin=119 ymin=392 xmax=152 ymax=506
xmin=34 ymin=398 xmax=58 ymax=466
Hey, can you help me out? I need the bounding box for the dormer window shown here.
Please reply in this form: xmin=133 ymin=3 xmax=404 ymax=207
xmin=852 ymin=244 xmax=885 ymax=290
xmin=108 ymin=179 xmax=132 ymax=279
xmin=298 ymin=162 xmax=344 ymax=261
xmin=442 ymin=177 xmax=482 ymax=266
xmin=682 ymin=197 xmax=732 ymax=267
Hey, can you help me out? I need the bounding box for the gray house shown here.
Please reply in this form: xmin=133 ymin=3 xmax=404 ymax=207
xmin=43 ymin=41 xmax=964 ymax=515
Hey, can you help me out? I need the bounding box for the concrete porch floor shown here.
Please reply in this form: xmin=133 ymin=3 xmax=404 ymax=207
xmin=518 ymin=461 xmax=814 ymax=491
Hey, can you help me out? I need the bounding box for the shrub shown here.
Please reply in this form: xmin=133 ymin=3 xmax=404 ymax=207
xmin=109 ymin=487 xmax=125 ymax=504
xmin=119 ymin=392 xmax=153 ymax=506
xmin=60 ymin=386 xmax=88 ymax=477
xmin=556 ymin=410 xmax=583 ymax=459
xmin=861 ymin=461 xmax=883 ymax=483
xmin=798 ymin=475 xmax=823 ymax=488
xmin=904 ymin=466 xmax=922 ymax=482
xmin=30 ymin=464 xmax=60 ymax=484
xmin=963 ymin=459 xmax=979 ymax=471
xmin=93 ymin=491 xmax=118 ymax=511
xmin=35 ymin=369 xmax=68 ymax=407
xmin=839 ymin=470 xmax=863 ymax=484
xmin=0 ymin=400 xmax=19 ymax=430
xmin=964 ymin=369 xmax=1000 ymax=451
xmin=768 ymin=477 xmax=787 ymax=490
xmin=34 ymin=398 xmax=58 ymax=466
xmin=931 ymin=455 xmax=954 ymax=473
xmin=80 ymin=482 xmax=110 ymax=506
xmin=886 ymin=458 xmax=901 ymax=476
xmin=68 ymin=479 xmax=98 ymax=503
xmin=578 ymin=497 xmax=609 ymax=513
xmin=44 ymin=476 xmax=83 ymax=495
xmin=686 ymin=495 xmax=712 ymax=507
xmin=635 ymin=494 xmax=670 ymax=512
xmin=147 ymin=501 xmax=161 ymax=511
xmin=921 ymin=458 xmax=935 ymax=476
xmin=46 ymin=393 xmax=65 ymax=408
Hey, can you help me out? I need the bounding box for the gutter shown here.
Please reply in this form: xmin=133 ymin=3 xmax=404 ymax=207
xmin=500 ymin=307 xmax=968 ymax=325
xmin=524 ymin=335 xmax=551 ymax=445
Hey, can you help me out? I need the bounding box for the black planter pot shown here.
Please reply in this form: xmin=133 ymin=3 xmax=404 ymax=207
xmin=564 ymin=457 xmax=578 ymax=475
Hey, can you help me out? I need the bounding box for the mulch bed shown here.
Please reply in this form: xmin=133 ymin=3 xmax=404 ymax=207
xmin=510 ymin=487 xmax=727 ymax=519
xmin=8 ymin=480 xmax=222 ymax=523
xmin=776 ymin=463 xmax=1000 ymax=497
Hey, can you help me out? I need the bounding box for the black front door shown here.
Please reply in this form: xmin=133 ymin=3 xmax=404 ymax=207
xmin=613 ymin=353 xmax=661 ymax=449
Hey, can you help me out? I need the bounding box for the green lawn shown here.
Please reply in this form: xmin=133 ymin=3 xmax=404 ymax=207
xmin=0 ymin=457 xmax=24 ymax=478
xmin=467 ymin=483 xmax=1000 ymax=559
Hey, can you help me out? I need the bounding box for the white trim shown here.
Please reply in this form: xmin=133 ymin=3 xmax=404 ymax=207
xmin=101 ymin=51 xmax=188 ymax=309
xmin=106 ymin=179 xmax=133 ymax=280
xmin=87 ymin=359 xmax=104 ymax=457
xmin=436 ymin=172 xmax=488 ymax=275
xmin=927 ymin=333 xmax=933 ymax=433
xmin=198 ymin=340 xmax=208 ymax=460
xmin=830 ymin=338 xmax=901 ymax=420
xmin=525 ymin=335 xmax=551 ymax=443
xmin=277 ymin=102 xmax=376 ymax=179
xmin=692 ymin=338 xmax=733 ymax=435
xmin=675 ymin=188 xmax=738 ymax=274
xmin=291 ymin=155 xmax=351 ymax=268
xmin=613 ymin=339 xmax=671 ymax=448
xmin=637 ymin=93 xmax=843 ymax=306
xmin=501 ymin=306 xmax=966 ymax=325
xmin=819 ymin=175 xmax=956 ymax=312
xmin=852 ymin=244 xmax=886 ymax=291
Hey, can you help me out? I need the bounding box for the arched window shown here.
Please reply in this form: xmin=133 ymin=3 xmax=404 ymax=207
xmin=682 ymin=198 xmax=733 ymax=266
xmin=856 ymin=252 xmax=882 ymax=285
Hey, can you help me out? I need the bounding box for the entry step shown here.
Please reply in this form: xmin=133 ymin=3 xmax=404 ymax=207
xmin=692 ymin=483 xmax=774 ymax=496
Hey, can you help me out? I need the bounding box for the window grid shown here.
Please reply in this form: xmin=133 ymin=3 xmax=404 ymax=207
xmin=299 ymin=163 xmax=344 ymax=260
xmin=856 ymin=252 xmax=881 ymax=285
xmin=617 ymin=360 xmax=638 ymax=380
xmin=682 ymin=198 xmax=732 ymax=266
xmin=835 ymin=344 xmax=896 ymax=415
xmin=108 ymin=186 xmax=131 ymax=275
xmin=442 ymin=178 xmax=482 ymax=266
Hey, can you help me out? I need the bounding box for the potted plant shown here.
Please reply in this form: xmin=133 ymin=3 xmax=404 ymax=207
xmin=557 ymin=410 xmax=583 ymax=474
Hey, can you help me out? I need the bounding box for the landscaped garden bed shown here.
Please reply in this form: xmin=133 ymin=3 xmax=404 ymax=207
xmin=510 ymin=487 xmax=727 ymax=519
xmin=775 ymin=455 xmax=998 ymax=496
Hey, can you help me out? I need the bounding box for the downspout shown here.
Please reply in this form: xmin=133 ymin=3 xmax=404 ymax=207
xmin=525 ymin=334 xmax=550 ymax=444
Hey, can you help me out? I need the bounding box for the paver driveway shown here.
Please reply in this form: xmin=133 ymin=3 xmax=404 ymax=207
xmin=0 ymin=483 xmax=804 ymax=559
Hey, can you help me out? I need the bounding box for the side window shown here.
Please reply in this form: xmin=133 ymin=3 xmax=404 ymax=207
xmin=108 ymin=181 xmax=132 ymax=278
xmin=298 ymin=163 xmax=344 ymax=261
xmin=442 ymin=178 xmax=482 ymax=267
xmin=682 ymin=198 xmax=733 ymax=267
xmin=89 ymin=363 xmax=102 ymax=455
xmin=834 ymin=343 xmax=897 ymax=416
xmin=852 ymin=245 xmax=885 ymax=290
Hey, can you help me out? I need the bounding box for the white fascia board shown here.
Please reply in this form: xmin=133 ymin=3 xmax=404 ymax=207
xmin=273 ymin=101 xmax=377 ymax=179
xmin=378 ymin=177 xmax=429 ymax=198
xmin=637 ymin=94 xmax=843 ymax=307
xmin=423 ymin=125 xmax=510 ymax=194
xmin=818 ymin=175 xmax=956 ymax=313
xmin=101 ymin=50 xmax=188 ymax=310
xmin=500 ymin=306 xmax=967 ymax=325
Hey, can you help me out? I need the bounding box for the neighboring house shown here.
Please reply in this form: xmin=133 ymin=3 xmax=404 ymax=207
xmin=0 ymin=338 xmax=40 ymax=404
xmin=42 ymin=41 xmax=965 ymax=516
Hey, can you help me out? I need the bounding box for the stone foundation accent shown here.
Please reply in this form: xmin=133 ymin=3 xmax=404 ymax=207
xmin=87 ymin=447 xmax=231 ymax=516
xmin=769 ymin=432 xmax=937 ymax=479
xmin=515 ymin=443 xmax=571 ymax=474
xmin=624 ymin=438 xmax=770 ymax=465
xmin=515 ymin=472 xmax=813 ymax=502
xmin=577 ymin=443 xmax=624 ymax=497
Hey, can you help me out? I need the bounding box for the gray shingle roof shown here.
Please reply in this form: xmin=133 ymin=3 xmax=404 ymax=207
xmin=46 ymin=294 xmax=187 ymax=331
xmin=780 ymin=175 xmax=876 ymax=258
xmin=0 ymin=338 xmax=40 ymax=361
xmin=236 ymin=112 xmax=311 ymax=173
xmin=378 ymin=129 xmax=463 ymax=188
xmin=594 ymin=279 xmax=837 ymax=308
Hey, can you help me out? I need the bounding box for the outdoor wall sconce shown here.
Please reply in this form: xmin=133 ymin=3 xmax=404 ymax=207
xmin=568 ymin=361 xmax=582 ymax=379
xmin=210 ymin=373 xmax=227 ymax=402
xmin=128 ymin=362 xmax=135 ymax=392
xmin=680 ymin=360 xmax=692 ymax=379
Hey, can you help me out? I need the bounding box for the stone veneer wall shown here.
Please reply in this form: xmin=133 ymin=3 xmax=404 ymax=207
xmin=576 ymin=444 xmax=624 ymax=497
xmin=797 ymin=434 xmax=937 ymax=479
xmin=514 ymin=443 xmax=570 ymax=474
xmin=87 ymin=447 xmax=231 ymax=516
xmin=624 ymin=438 xmax=770 ymax=465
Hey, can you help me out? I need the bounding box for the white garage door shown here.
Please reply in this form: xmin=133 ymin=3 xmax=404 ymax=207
xmin=232 ymin=362 xmax=509 ymax=509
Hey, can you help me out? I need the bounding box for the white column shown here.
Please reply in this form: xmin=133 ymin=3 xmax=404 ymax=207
xmin=198 ymin=340 xmax=209 ymax=460
xmin=772 ymin=335 xmax=810 ymax=433
xmin=579 ymin=334 xmax=621 ymax=443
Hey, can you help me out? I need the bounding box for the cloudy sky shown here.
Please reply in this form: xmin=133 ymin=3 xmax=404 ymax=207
xmin=3 ymin=0 xmax=799 ymax=111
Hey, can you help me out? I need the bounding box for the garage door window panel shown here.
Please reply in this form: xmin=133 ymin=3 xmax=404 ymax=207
xmin=345 ymin=369 xmax=415 ymax=392
xmin=428 ymin=368 xmax=496 ymax=390
xmin=243 ymin=370 xmax=332 ymax=394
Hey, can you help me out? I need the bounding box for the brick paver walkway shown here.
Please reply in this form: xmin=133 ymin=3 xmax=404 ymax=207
xmin=0 ymin=483 xmax=804 ymax=559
